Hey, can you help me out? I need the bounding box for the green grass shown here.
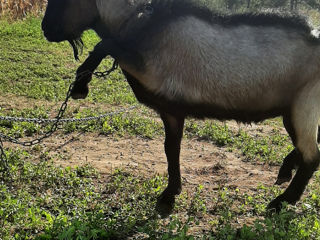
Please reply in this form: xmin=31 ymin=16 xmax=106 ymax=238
xmin=0 ymin=18 xmax=135 ymax=104
xmin=1 ymin=150 xmax=320 ymax=239
xmin=0 ymin=16 xmax=320 ymax=239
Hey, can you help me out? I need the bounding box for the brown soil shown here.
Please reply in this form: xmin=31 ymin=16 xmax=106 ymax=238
xmin=37 ymin=132 xmax=280 ymax=194
xmin=0 ymin=94 xmax=283 ymax=194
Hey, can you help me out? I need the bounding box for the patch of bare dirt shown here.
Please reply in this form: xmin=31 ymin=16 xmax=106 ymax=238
xmin=35 ymin=133 xmax=280 ymax=193
xmin=1 ymin=94 xmax=282 ymax=194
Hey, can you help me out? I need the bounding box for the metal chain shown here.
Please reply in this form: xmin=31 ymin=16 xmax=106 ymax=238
xmin=0 ymin=82 xmax=74 ymax=147
xmin=0 ymin=106 xmax=136 ymax=124
xmin=0 ymin=81 xmax=73 ymax=173
xmin=0 ymin=61 xmax=123 ymax=125
xmin=0 ymin=60 xmax=133 ymax=173
xmin=0 ymin=105 xmax=136 ymax=147
xmin=93 ymin=60 xmax=119 ymax=79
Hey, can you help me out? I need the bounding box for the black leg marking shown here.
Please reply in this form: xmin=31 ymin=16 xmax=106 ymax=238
xmin=270 ymin=113 xmax=320 ymax=211
xmin=156 ymin=113 xmax=185 ymax=217
xmin=275 ymin=115 xmax=301 ymax=185
xmin=275 ymin=150 xmax=301 ymax=185
xmin=71 ymin=38 xmax=145 ymax=100
xmin=269 ymin=155 xmax=319 ymax=211
xmin=71 ymin=40 xmax=111 ymax=99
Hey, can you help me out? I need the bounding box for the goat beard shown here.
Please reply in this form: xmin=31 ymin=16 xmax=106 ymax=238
xmin=68 ymin=38 xmax=84 ymax=61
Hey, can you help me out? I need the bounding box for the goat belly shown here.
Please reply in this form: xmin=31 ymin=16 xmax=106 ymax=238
xmin=124 ymin=71 xmax=286 ymax=122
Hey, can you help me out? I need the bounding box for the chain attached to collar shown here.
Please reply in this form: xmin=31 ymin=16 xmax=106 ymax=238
xmin=0 ymin=60 xmax=120 ymax=175
xmin=93 ymin=60 xmax=119 ymax=79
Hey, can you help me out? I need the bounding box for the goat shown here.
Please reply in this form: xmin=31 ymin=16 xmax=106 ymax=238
xmin=42 ymin=0 xmax=320 ymax=216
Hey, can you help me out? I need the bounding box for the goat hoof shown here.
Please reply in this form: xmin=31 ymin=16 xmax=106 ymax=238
xmin=71 ymin=83 xmax=89 ymax=100
xmin=156 ymin=193 xmax=175 ymax=218
xmin=267 ymin=200 xmax=282 ymax=213
xmin=267 ymin=196 xmax=287 ymax=213
xmin=275 ymin=170 xmax=292 ymax=186
xmin=275 ymin=176 xmax=291 ymax=185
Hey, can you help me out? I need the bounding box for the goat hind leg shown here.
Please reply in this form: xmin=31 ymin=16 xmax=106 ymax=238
xmin=275 ymin=116 xmax=301 ymax=185
xmin=269 ymin=151 xmax=319 ymax=211
xmin=275 ymin=149 xmax=301 ymax=185
xmin=269 ymin=89 xmax=320 ymax=211
xmin=156 ymin=113 xmax=184 ymax=217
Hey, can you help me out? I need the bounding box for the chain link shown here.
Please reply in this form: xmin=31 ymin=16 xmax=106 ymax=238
xmin=0 ymin=82 xmax=74 ymax=147
xmin=0 ymin=60 xmax=136 ymax=174
xmin=93 ymin=60 xmax=119 ymax=79
xmin=0 ymin=106 xmax=136 ymax=124
xmin=0 ymin=105 xmax=136 ymax=147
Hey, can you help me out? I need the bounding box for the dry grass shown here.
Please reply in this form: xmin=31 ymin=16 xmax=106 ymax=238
xmin=0 ymin=0 xmax=47 ymax=19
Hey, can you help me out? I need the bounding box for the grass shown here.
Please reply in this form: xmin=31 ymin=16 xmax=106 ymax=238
xmin=1 ymin=150 xmax=320 ymax=239
xmin=0 ymin=16 xmax=320 ymax=239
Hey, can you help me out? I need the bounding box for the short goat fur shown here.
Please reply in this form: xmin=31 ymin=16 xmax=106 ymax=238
xmin=42 ymin=0 xmax=320 ymax=215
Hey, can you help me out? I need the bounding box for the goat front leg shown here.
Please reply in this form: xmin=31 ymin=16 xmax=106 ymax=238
xmin=156 ymin=113 xmax=185 ymax=217
xmin=71 ymin=40 xmax=111 ymax=99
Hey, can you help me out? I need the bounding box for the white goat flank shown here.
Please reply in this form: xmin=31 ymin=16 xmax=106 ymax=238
xmin=95 ymin=0 xmax=319 ymax=111
xmin=129 ymin=16 xmax=318 ymax=111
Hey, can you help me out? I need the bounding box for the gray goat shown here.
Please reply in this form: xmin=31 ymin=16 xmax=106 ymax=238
xmin=41 ymin=0 xmax=320 ymax=216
